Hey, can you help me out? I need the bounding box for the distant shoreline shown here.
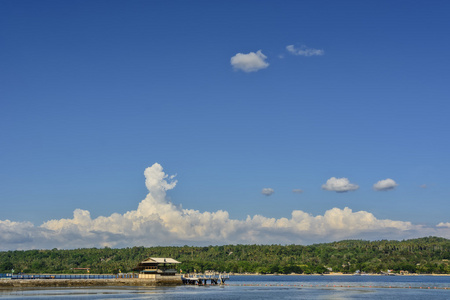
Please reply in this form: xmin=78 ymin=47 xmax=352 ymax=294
xmin=231 ymin=273 xmax=450 ymax=276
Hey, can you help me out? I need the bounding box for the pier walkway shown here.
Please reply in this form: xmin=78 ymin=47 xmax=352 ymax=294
xmin=182 ymin=272 xmax=229 ymax=285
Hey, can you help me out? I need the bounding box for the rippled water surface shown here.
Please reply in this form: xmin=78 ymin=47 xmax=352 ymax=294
xmin=0 ymin=275 xmax=449 ymax=299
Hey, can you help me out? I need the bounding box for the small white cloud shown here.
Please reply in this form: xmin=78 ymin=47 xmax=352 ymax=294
xmin=322 ymin=177 xmax=359 ymax=193
xmin=286 ymin=45 xmax=324 ymax=56
xmin=437 ymin=222 xmax=450 ymax=228
xmin=261 ymin=188 xmax=274 ymax=196
xmin=373 ymin=178 xmax=398 ymax=191
xmin=230 ymin=50 xmax=269 ymax=72
xmin=292 ymin=189 xmax=303 ymax=194
xmin=420 ymin=184 xmax=427 ymax=189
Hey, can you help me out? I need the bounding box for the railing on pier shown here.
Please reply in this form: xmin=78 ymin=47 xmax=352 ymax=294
xmin=0 ymin=273 xmax=12 ymax=279
xmin=6 ymin=274 xmax=135 ymax=280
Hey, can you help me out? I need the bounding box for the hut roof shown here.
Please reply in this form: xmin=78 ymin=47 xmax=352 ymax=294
xmin=141 ymin=257 xmax=181 ymax=264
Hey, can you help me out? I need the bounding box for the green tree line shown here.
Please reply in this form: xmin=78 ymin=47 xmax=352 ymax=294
xmin=1 ymin=237 xmax=448 ymax=275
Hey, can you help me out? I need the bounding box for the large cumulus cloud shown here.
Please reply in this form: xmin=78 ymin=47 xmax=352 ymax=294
xmin=0 ymin=163 xmax=449 ymax=250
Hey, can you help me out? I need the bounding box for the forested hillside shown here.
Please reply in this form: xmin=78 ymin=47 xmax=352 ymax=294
xmin=1 ymin=237 xmax=448 ymax=274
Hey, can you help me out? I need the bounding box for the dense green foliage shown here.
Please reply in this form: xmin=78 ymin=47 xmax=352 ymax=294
xmin=1 ymin=237 xmax=448 ymax=274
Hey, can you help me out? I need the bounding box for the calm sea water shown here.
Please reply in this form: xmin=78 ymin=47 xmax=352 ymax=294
xmin=0 ymin=275 xmax=449 ymax=299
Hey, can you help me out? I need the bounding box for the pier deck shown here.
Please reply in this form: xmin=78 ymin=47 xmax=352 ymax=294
xmin=182 ymin=272 xmax=229 ymax=285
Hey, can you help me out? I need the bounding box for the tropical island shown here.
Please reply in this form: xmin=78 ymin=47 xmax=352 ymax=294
xmin=1 ymin=237 xmax=448 ymax=276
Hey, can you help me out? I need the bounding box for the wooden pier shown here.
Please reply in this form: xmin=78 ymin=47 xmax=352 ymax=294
xmin=182 ymin=272 xmax=229 ymax=285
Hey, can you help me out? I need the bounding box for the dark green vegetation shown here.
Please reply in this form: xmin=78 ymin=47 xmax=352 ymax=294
xmin=1 ymin=237 xmax=448 ymax=275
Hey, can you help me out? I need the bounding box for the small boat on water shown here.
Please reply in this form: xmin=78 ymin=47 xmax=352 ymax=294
xmin=381 ymin=270 xmax=396 ymax=276
xmin=353 ymin=270 xmax=369 ymax=276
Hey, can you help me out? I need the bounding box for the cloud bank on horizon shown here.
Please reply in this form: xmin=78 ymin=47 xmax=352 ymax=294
xmin=0 ymin=163 xmax=448 ymax=250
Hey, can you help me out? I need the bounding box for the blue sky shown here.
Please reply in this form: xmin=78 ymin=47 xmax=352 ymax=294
xmin=1 ymin=0 xmax=449 ymax=249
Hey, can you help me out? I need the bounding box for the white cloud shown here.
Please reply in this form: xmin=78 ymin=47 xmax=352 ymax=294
xmin=0 ymin=220 xmax=35 ymax=245
xmin=373 ymin=178 xmax=398 ymax=191
xmin=261 ymin=188 xmax=274 ymax=196
xmin=292 ymin=189 xmax=303 ymax=194
xmin=0 ymin=164 xmax=448 ymax=250
xmin=420 ymin=184 xmax=427 ymax=189
xmin=322 ymin=177 xmax=359 ymax=193
xmin=230 ymin=50 xmax=269 ymax=72
xmin=286 ymin=45 xmax=324 ymax=56
xmin=437 ymin=222 xmax=450 ymax=228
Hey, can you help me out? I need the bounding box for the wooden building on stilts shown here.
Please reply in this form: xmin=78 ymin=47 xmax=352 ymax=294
xmin=133 ymin=257 xmax=181 ymax=279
